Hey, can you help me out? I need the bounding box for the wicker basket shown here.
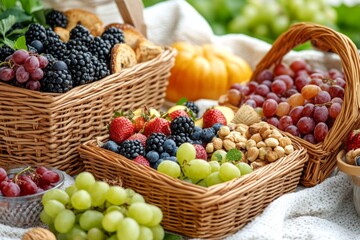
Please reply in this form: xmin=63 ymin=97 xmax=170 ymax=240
xmin=0 ymin=1 xmax=176 ymax=175
xmin=222 ymin=23 xmax=360 ymax=187
xmin=78 ymin=135 xmax=308 ymax=239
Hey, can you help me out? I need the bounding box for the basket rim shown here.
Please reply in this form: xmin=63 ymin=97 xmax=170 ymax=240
xmin=0 ymin=47 xmax=176 ymax=101
xmin=80 ymin=136 xmax=308 ymax=198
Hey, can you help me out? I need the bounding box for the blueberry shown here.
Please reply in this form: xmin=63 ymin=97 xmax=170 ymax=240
xmin=163 ymin=139 xmax=176 ymax=153
xmin=53 ymin=60 xmax=68 ymax=71
xmin=151 ymin=159 xmax=164 ymax=170
xmin=201 ymin=127 xmax=216 ymax=143
xmin=146 ymin=150 xmax=159 ymax=163
xmin=356 ymin=156 xmax=360 ymax=166
xmin=212 ymin=123 xmax=223 ymax=133
xmin=167 ymin=156 xmax=178 ymax=163
xmin=171 ymin=147 xmax=178 ymax=156
xmin=160 ymin=152 xmax=170 ymax=159
xmin=192 ymin=140 xmax=203 ymax=145
xmin=30 ymin=40 xmax=43 ymax=52
xmin=190 ymin=126 xmax=202 ymax=140
xmin=102 ymin=140 xmax=119 ymax=153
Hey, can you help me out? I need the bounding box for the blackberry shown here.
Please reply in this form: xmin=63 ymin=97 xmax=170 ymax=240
xmin=0 ymin=45 xmax=14 ymax=62
xmin=168 ymin=133 xmax=192 ymax=147
xmin=46 ymin=10 xmax=68 ymax=29
xmin=101 ymin=27 xmax=125 ymax=47
xmin=92 ymin=56 xmax=110 ymax=81
xmin=88 ymin=37 xmax=111 ymax=63
xmin=45 ymin=28 xmax=60 ymax=41
xmin=184 ymin=101 xmax=200 ymax=117
xmin=145 ymin=133 xmax=167 ymax=153
xmin=69 ymin=25 xmax=93 ymax=47
xmin=118 ymin=140 xmax=145 ymax=160
xmin=25 ymin=24 xmax=47 ymax=44
xmin=66 ymin=39 xmax=89 ymax=53
xmin=44 ymin=38 xmax=67 ymax=61
xmin=65 ymin=50 xmax=95 ymax=86
xmin=41 ymin=60 xmax=73 ymax=93
xmin=170 ymin=116 xmax=195 ymax=135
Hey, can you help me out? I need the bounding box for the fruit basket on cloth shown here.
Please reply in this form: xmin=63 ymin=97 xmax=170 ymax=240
xmin=78 ymin=133 xmax=308 ymax=239
xmin=221 ymin=23 xmax=360 ymax=187
xmin=0 ymin=0 xmax=176 ymax=175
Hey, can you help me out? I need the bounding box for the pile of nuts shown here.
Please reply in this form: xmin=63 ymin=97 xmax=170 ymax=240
xmin=206 ymin=121 xmax=294 ymax=170
xmin=345 ymin=149 xmax=360 ymax=166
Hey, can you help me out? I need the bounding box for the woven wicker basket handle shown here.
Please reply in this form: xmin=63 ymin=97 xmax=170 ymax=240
xmin=251 ymin=22 xmax=360 ymax=151
xmin=114 ymin=0 xmax=147 ymax=37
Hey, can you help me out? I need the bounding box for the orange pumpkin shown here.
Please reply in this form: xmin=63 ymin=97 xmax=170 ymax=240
xmin=166 ymin=42 xmax=252 ymax=102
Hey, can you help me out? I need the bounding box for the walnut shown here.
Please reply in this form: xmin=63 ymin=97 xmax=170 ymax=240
xmin=235 ymin=124 xmax=248 ymax=135
xmin=248 ymin=125 xmax=259 ymax=135
xmin=250 ymin=133 xmax=263 ymax=143
xmin=259 ymin=125 xmax=270 ymax=135
xmin=247 ymin=147 xmax=259 ymax=162
xmin=279 ymin=137 xmax=292 ymax=147
xmin=274 ymin=146 xmax=285 ymax=158
xmin=206 ymin=143 xmax=214 ymax=153
xmin=284 ymin=145 xmax=294 ymax=155
xmin=266 ymin=151 xmax=279 ymax=162
xmin=22 ymin=228 xmax=56 ymax=240
xmin=256 ymin=141 xmax=266 ymax=148
xmin=213 ymin=138 xmax=223 ymax=150
xmin=218 ymin=126 xmax=231 ymax=138
xmin=265 ymin=138 xmax=279 ymax=147
xmin=245 ymin=139 xmax=257 ymax=150
xmin=223 ymin=139 xmax=236 ymax=151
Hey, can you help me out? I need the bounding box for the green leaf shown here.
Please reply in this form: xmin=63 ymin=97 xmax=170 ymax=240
xmin=32 ymin=9 xmax=47 ymax=26
xmin=19 ymin=0 xmax=43 ymax=14
xmin=0 ymin=0 xmax=17 ymax=10
xmin=13 ymin=35 xmax=27 ymax=50
xmin=0 ymin=15 xmax=16 ymax=37
xmin=6 ymin=26 xmax=27 ymax=38
xmin=176 ymin=97 xmax=187 ymax=106
xmin=0 ymin=7 xmax=32 ymax=23
xmin=2 ymin=37 xmax=14 ymax=48
xmin=226 ymin=149 xmax=242 ymax=162
xmin=164 ymin=232 xmax=184 ymax=240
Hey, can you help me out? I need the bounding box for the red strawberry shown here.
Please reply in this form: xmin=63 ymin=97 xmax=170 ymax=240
xmin=133 ymin=116 xmax=146 ymax=132
xmin=143 ymin=117 xmax=171 ymax=137
xmin=168 ymin=109 xmax=189 ymax=121
xmin=194 ymin=144 xmax=207 ymax=160
xmin=127 ymin=133 xmax=147 ymax=147
xmin=109 ymin=117 xmax=134 ymax=143
xmin=133 ymin=155 xmax=150 ymax=167
xmin=202 ymin=108 xmax=227 ymax=128
xmin=346 ymin=129 xmax=360 ymax=152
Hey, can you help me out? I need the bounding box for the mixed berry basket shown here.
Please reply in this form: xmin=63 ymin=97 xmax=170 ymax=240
xmin=0 ymin=2 xmax=176 ymax=175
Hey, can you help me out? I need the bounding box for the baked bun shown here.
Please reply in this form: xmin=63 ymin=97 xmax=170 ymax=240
xmin=54 ymin=27 xmax=70 ymax=42
xmin=65 ymin=9 xmax=104 ymax=36
xmin=105 ymin=23 xmax=144 ymax=49
xmin=135 ymin=39 xmax=163 ymax=63
xmin=110 ymin=43 xmax=137 ymax=73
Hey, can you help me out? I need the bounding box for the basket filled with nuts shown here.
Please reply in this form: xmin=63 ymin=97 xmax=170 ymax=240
xmin=219 ymin=23 xmax=360 ymax=187
xmin=78 ymin=104 xmax=308 ymax=239
xmin=0 ymin=0 xmax=176 ymax=175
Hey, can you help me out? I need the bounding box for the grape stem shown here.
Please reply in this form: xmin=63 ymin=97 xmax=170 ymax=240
xmin=13 ymin=166 xmax=32 ymax=183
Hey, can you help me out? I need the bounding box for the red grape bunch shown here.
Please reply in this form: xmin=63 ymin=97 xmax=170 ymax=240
xmin=0 ymin=49 xmax=48 ymax=91
xmin=0 ymin=166 xmax=60 ymax=197
xmin=226 ymin=59 xmax=345 ymax=144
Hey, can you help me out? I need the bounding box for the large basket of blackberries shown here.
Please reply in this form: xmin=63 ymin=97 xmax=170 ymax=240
xmin=219 ymin=22 xmax=360 ymax=187
xmin=0 ymin=2 xmax=176 ymax=175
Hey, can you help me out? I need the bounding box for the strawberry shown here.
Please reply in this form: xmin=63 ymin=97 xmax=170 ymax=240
xmin=133 ymin=155 xmax=150 ymax=167
xmin=143 ymin=117 xmax=171 ymax=137
xmin=168 ymin=109 xmax=190 ymax=121
xmin=202 ymin=108 xmax=227 ymax=128
xmin=133 ymin=116 xmax=146 ymax=133
xmin=346 ymin=129 xmax=360 ymax=152
xmin=127 ymin=133 xmax=147 ymax=147
xmin=109 ymin=117 xmax=134 ymax=144
xmin=194 ymin=144 xmax=207 ymax=160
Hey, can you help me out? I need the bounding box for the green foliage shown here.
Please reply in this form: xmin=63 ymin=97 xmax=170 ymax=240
xmin=0 ymin=0 xmax=46 ymax=49
xmin=334 ymin=4 xmax=360 ymax=48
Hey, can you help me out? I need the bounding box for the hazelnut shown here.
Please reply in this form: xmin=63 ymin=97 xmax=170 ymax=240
xmin=258 ymin=147 xmax=267 ymax=160
xmin=266 ymin=151 xmax=279 ymax=162
xmin=265 ymin=138 xmax=279 ymax=147
xmin=247 ymin=147 xmax=259 ymax=162
xmin=206 ymin=143 xmax=214 ymax=153
xmin=261 ymin=129 xmax=273 ymax=139
xmin=256 ymin=141 xmax=266 ymax=148
xmin=213 ymin=138 xmax=223 ymax=150
xmin=269 ymin=129 xmax=283 ymax=139
xmin=251 ymin=159 xmax=268 ymax=170
xmin=274 ymin=146 xmax=285 ymax=158
xmin=251 ymin=133 xmax=263 ymax=143
xmin=279 ymin=137 xmax=292 ymax=147
xmin=223 ymin=139 xmax=236 ymax=151
xmin=246 ymin=139 xmax=257 ymax=150
xmin=284 ymin=145 xmax=294 ymax=155
xmin=236 ymin=142 xmax=246 ymax=150
xmin=219 ymin=126 xmax=231 ymax=138
xmin=248 ymin=125 xmax=259 ymax=135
